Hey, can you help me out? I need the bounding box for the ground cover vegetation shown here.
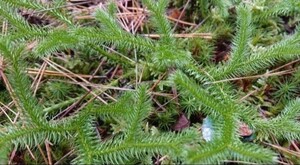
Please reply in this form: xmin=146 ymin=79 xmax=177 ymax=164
xmin=0 ymin=0 xmax=300 ymax=164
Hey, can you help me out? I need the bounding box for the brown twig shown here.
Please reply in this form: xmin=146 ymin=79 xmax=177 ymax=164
xmin=238 ymin=88 xmax=260 ymax=102
xmin=8 ymin=146 xmax=17 ymax=165
xmin=270 ymin=59 xmax=300 ymax=73
xmin=89 ymin=58 xmax=105 ymax=81
xmin=172 ymin=0 xmax=190 ymax=31
xmin=155 ymin=94 xmax=180 ymax=112
xmin=152 ymin=97 xmax=167 ymax=112
xmin=149 ymin=72 xmax=167 ymax=91
xmin=291 ymin=141 xmax=300 ymax=152
xmin=37 ymin=144 xmax=49 ymax=165
xmin=138 ymin=64 xmax=145 ymax=83
xmin=109 ymin=65 xmax=120 ymax=80
xmin=52 ymin=92 xmax=90 ymax=120
xmin=45 ymin=140 xmax=53 ymax=165
xmin=54 ymin=149 xmax=75 ymax=165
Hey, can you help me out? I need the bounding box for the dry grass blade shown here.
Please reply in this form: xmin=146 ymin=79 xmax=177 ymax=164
xmin=0 ymin=106 xmax=13 ymax=123
xmin=26 ymin=145 xmax=36 ymax=160
xmin=265 ymin=142 xmax=300 ymax=158
xmin=1 ymin=21 xmax=8 ymax=35
xmin=30 ymin=61 xmax=48 ymax=96
xmin=222 ymin=160 xmax=260 ymax=165
xmin=0 ymin=57 xmax=22 ymax=114
xmin=71 ymin=94 xmax=98 ymax=116
xmin=270 ymin=59 xmax=300 ymax=73
xmin=51 ymin=79 xmax=134 ymax=91
xmin=13 ymin=112 xmax=19 ymax=123
xmin=211 ymin=69 xmax=296 ymax=84
xmin=28 ymin=68 xmax=106 ymax=79
xmin=238 ymin=88 xmax=260 ymax=102
xmin=101 ymin=45 xmax=135 ymax=64
xmin=142 ymin=33 xmax=212 ymax=39
xmin=0 ymin=101 xmax=17 ymax=115
xmin=52 ymin=92 xmax=89 ymax=120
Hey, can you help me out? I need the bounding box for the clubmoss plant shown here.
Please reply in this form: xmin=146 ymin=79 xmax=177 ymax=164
xmin=0 ymin=0 xmax=300 ymax=164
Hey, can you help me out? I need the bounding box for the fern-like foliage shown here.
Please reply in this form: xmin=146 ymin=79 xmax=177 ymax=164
xmin=253 ymin=99 xmax=300 ymax=141
xmin=34 ymin=29 xmax=79 ymax=57
xmin=73 ymin=118 xmax=100 ymax=164
xmin=142 ymin=0 xmax=173 ymax=43
xmin=209 ymin=6 xmax=300 ymax=80
xmin=0 ymin=1 xmax=46 ymax=38
xmin=253 ymin=0 xmax=300 ymax=20
xmin=226 ymin=5 xmax=253 ymax=69
xmin=0 ymin=40 xmax=44 ymax=126
xmin=171 ymin=71 xmax=276 ymax=164
xmin=1 ymin=0 xmax=73 ymax=25
xmin=72 ymin=86 xmax=199 ymax=164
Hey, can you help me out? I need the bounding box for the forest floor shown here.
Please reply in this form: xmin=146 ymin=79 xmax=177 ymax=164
xmin=0 ymin=0 xmax=300 ymax=164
